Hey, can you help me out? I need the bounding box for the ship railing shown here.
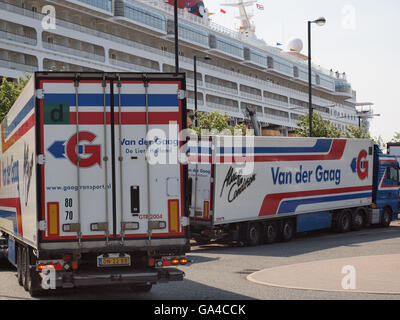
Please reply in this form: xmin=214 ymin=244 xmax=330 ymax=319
xmin=0 ymin=58 xmax=38 ymax=73
xmin=0 ymin=29 xmax=37 ymax=46
xmin=109 ymin=58 xmax=159 ymax=72
xmin=43 ymin=42 xmax=105 ymax=62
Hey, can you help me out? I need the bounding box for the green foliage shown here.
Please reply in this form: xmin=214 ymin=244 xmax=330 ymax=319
xmin=344 ymin=124 xmax=371 ymax=139
xmin=295 ymin=112 xmax=343 ymax=138
xmin=373 ymin=135 xmax=386 ymax=151
xmin=391 ymin=131 xmax=400 ymax=143
xmin=191 ymin=111 xmax=250 ymax=136
xmin=0 ymin=74 xmax=30 ymax=122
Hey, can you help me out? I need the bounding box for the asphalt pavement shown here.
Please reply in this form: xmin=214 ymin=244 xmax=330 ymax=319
xmin=0 ymin=221 xmax=399 ymax=300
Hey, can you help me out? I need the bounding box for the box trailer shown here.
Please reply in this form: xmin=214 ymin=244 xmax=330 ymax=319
xmin=0 ymin=72 xmax=190 ymax=296
xmin=188 ymin=136 xmax=399 ymax=245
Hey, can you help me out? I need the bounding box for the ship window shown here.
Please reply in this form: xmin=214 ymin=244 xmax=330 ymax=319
xmin=124 ymin=3 xmax=166 ymax=31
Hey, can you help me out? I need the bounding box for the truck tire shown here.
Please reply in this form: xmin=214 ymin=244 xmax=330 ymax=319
xmin=351 ymin=209 xmax=365 ymax=231
xmin=245 ymin=223 xmax=262 ymax=246
xmin=380 ymin=208 xmax=392 ymax=228
xmin=281 ymin=220 xmax=295 ymax=242
xmin=263 ymin=222 xmax=279 ymax=244
xmin=335 ymin=210 xmax=351 ymax=233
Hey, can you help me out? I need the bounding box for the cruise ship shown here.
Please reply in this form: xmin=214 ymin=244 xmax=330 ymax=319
xmin=0 ymin=0 xmax=374 ymax=135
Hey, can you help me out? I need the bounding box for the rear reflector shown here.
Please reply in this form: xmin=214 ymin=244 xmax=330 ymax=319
xmin=168 ymin=200 xmax=180 ymax=233
xmin=47 ymin=203 xmax=59 ymax=236
xmin=203 ymin=201 xmax=209 ymax=219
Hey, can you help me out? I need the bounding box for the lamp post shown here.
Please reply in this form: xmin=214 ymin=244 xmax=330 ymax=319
xmin=174 ymin=0 xmax=179 ymax=73
xmin=194 ymin=55 xmax=211 ymax=127
xmin=308 ymin=17 xmax=326 ymax=137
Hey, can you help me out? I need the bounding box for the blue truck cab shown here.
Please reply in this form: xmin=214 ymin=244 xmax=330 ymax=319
xmin=372 ymin=144 xmax=400 ymax=225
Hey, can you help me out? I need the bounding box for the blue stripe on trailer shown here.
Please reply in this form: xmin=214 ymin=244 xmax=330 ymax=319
xmin=218 ymin=139 xmax=333 ymax=155
xmin=4 ymin=96 xmax=34 ymax=139
xmin=277 ymin=192 xmax=372 ymax=214
xmin=0 ymin=209 xmax=17 ymax=233
xmin=43 ymin=94 xmax=179 ymax=107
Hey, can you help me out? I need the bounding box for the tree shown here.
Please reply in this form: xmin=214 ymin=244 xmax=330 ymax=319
xmin=344 ymin=124 xmax=371 ymax=139
xmin=0 ymin=74 xmax=30 ymax=122
xmin=190 ymin=111 xmax=250 ymax=136
xmin=295 ymin=112 xmax=343 ymax=138
xmin=373 ymin=135 xmax=386 ymax=151
xmin=391 ymin=131 xmax=400 ymax=143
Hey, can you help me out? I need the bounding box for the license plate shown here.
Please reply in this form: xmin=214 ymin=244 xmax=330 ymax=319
xmin=97 ymin=254 xmax=131 ymax=267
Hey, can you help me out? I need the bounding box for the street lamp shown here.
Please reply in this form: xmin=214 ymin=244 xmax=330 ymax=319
xmin=174 ymin=0 xmax=179 ymax=73
xmin=194 ymin=55 xmax=211 ymax=127
xmin=308 ymin=17 xmax=326 ymax=137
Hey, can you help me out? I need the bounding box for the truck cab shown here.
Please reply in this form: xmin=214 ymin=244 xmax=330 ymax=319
xmin=372 ymin=144 xmax=400 ymax=225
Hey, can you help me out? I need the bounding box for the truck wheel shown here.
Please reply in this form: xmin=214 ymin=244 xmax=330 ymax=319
xmin=335 ymin=210 xmax=351 ymax=233
xmin=245 ymin=223 xmax=262 ymax=246
xmin=380 ymin=208 xmax=392 ymax=228
xmin=130 ymin=283 xmax=152 ymax=292
xmin=281 ymin=220 xmax=295 ymax=242
xmin=351 ymin=209 xmax=365 ymax=231
xmin=263 ymin=222 xmax=279 ymax=244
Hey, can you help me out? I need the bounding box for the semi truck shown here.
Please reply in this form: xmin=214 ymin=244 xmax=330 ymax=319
xmin=0 ymin=72 xmax=190 ymax=296
xmin=188 ymin=135 xmax=399 ymax=246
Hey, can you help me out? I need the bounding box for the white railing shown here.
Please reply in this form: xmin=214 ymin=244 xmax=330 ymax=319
xmin=0 ymin=29 xmax=36 ymax=46
xmin=43 ymin=42 xmax=105 ymax=62
xmin=0 ymin=58 xmax=37 ymax=72
xmin=264 ymin=97 xmax=289 ymax=109
xmin=109 ymin=58 xmax=159 ymax=72
xmin=241 ymin=91 xmax=262 ymax=101
xmin=205 ymin=82 xmax=238 ymax=95
xmin=207 ymin=102 xmax=240 ymax=114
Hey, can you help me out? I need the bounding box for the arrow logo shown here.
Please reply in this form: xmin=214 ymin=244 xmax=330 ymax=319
xmin=47 ymin=132 xmax=101 ymax=168
xmin=48 ymin=141 xmax=66 ymax=159
xmin=350 ymin=158 xmax=357 ymax=173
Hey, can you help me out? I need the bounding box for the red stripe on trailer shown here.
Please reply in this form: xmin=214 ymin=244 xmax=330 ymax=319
xmin=69 ymin=112 xmax=181 ymax=125
xmin=258 ymin=185 xmax=372 ymax=217
xmin=217 ymin=139 xmax=347 ymax=163
xmin=0 ymin=198 xmax=23 ymax=236
xmin=1 ymin=114 xmax=35 ymax=153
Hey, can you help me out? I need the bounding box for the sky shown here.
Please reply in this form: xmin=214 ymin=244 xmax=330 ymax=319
xmin=204 ymin=0 xmax=400 ymax=142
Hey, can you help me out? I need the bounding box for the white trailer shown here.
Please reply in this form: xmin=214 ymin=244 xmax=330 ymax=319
xmin=189 ymin=136 xmax=399 ymax=245
xmin=0 ymin=72 xmax=190 ymax=295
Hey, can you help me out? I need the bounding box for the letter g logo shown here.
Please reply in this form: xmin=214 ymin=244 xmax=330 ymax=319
xmin=357 ymin=150 xmax=368 ymax=180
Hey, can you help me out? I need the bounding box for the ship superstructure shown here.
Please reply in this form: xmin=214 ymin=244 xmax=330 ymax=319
xmin=0 ymin=0 xmax=372 ymax=134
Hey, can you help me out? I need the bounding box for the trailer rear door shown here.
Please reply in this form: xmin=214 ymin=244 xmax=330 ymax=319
xmin=37 ymin=73 xmax=187 ymax=248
